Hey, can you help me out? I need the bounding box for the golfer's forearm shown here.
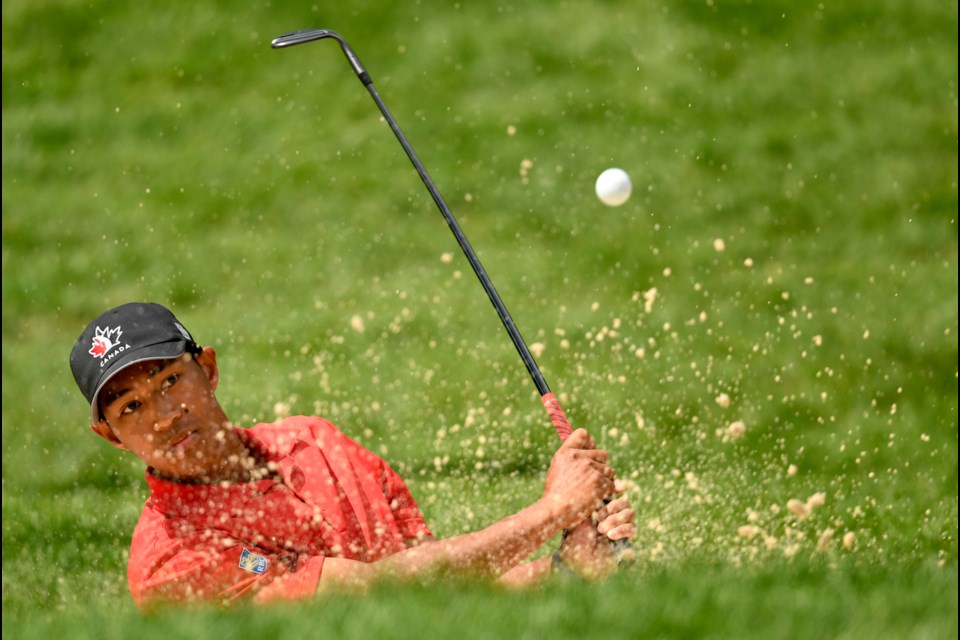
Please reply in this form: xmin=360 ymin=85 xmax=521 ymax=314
xmin=380 ymin=497 xmax=566 ymax=579
xmin=498 ymin=555 xmax=553 ymax=588
xmin=317 ymin=499 xmax=565 ymax=591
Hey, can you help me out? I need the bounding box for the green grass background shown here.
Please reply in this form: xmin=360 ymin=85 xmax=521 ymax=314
xmin=3 ymin=0 xmax=957 ymax=637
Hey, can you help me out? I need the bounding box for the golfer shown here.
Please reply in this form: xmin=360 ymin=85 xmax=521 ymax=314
xmin=70 ymin=302 xmax=636 ymax=606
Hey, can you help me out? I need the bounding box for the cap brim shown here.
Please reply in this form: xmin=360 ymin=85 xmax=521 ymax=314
xmin=88 ymin=340 xmax=188 ymax=423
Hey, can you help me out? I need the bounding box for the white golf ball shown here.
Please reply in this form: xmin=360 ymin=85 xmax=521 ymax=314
xmin=595 ymin=168 xmax=632 ymax=207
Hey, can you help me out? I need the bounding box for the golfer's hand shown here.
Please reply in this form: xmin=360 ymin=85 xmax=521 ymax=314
xmin=542 ymin=428 xmax=616 ymax=528
xmin=559 ymin=484 xmax=635 ymax=581
xmin=595 ymin=486 xmax=636 ymax=542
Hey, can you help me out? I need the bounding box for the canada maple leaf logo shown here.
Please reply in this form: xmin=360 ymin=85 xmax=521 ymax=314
xmin=89 ymin=325 xmax=122 ymax=358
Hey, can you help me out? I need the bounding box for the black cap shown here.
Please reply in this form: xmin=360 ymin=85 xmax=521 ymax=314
xmin=70 ymin=302 xmax=199 ymax=422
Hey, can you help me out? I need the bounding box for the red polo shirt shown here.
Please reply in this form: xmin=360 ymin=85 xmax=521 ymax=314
xmin=127 ymin=416 xmax=432 ymax=606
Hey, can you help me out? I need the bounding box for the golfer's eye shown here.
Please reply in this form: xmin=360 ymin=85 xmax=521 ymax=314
xmin=121 ymin=401 xmax=142 ymax=415
xmin=161 ymin=374 xmax=180 ymax=391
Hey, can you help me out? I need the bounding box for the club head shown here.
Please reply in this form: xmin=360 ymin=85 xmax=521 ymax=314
xmin=271 ymin=29 xmax=338 ymax=49
xmin=271 ymin=28 xmax=369 ymax=83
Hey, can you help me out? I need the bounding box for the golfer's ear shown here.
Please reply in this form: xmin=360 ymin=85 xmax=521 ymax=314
xmin=91 ymin=419 xmax=127 ymax=450
xmin=195 ymin=346 xmax=219 ymax=391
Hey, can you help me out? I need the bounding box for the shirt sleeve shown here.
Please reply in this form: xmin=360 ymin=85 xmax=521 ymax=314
xmin=377 ymin=459 xmax=433 ymax=541
xmin=128 ymin=509 xmax=324 ymax=607
xmin=312 ymin=416 xmax=433 ymax=544
xmin=254 ymin=555 xmax=326 ymax=603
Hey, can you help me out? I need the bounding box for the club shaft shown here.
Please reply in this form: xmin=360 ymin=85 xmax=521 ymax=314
xmin=273 ymin=29 xmax=552 ymax=400
xmin=364 ymin=84 xmax=552 ymax=398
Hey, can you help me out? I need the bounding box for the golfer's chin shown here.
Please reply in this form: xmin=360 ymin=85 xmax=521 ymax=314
xmin=147 ymin=427 xmax=247 ymax=483
xmin=150 ymin=450 xmax=223 ymax=484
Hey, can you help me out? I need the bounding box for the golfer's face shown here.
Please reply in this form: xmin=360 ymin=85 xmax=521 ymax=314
xmin=99 ymin=353 xmax=232 ymax=480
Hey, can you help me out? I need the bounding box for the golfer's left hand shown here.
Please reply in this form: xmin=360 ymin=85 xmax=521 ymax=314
xmin=559 ymin=481 xmax=635 ymax=581
xmin=595 ymin=486 xmax=636 ymax=542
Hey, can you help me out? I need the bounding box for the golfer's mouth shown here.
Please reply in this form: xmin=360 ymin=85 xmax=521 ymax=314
xmin=169 ymin=430 xmax=198 ymax=451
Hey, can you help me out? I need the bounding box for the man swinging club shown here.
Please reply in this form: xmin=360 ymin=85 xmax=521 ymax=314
xmin=70 ymin=302 xmax=636 ymax=606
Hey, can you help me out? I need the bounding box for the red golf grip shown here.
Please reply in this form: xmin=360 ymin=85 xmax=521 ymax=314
xmin=540 ymin=392 xmax=636 ymax=565
xmin=541 ymin=392 xmax=574 ymax=441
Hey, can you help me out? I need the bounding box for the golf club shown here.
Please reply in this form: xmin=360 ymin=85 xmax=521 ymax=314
xmin=271 ymin=28 xmax=634 ymax=564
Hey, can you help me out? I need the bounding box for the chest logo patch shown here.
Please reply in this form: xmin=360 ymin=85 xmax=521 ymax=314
xmin=238 ymin=548 xmax=269 ymax=575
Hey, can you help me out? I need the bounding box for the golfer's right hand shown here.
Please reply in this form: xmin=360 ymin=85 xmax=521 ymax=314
xmin=542 ymin=428 xmax=616 ymax=527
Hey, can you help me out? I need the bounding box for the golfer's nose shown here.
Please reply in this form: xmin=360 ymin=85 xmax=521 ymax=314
xmin=152 ymin=395 xmax=184 ymax=432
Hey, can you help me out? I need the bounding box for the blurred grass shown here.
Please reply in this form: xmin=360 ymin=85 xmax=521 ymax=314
xmin=3 ymin=0 xmax=957 ymax=638
xmin=6 ymin=560 xmax=958 ymax=640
